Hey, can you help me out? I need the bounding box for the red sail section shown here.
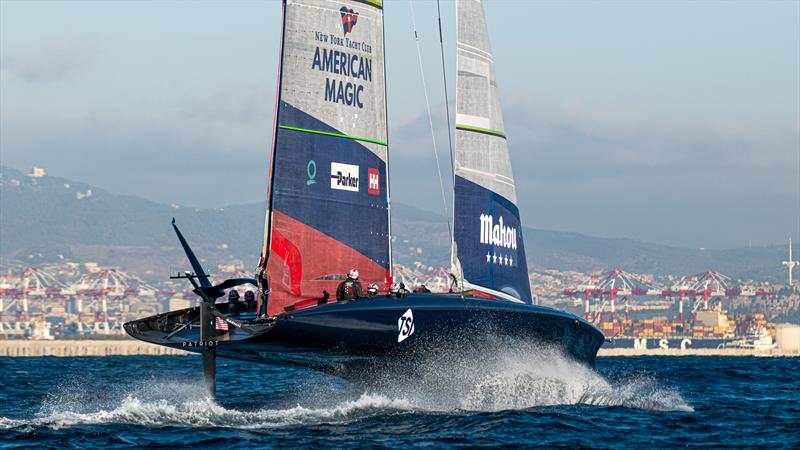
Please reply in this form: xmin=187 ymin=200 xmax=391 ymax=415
xmin=266 ymin=211 xmax=390 ymax=316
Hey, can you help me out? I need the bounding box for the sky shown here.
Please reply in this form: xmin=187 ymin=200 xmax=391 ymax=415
xmin=1 ymin=0 xmax=798 ymax=249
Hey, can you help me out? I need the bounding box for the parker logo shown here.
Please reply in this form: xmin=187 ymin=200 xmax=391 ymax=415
xmin=480 ymin=214 xmax=517 ymax=250
xmin=340 ymin=6 xmax=359 ymax=35
xmin=330 ymin=162 xmax=359 ymax=192
xmin=367 ymin=168 xmax=380 ymax=195
xmin=397 ymin=308 xmax=415 ymax=343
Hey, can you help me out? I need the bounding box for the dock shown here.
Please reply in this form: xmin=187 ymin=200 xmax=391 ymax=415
xmin=0 ymin=339 xmax=797 ymax=358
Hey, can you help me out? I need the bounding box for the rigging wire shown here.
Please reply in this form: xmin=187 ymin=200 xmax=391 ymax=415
xmin=435 ymin=0 xmax=464 ymax=296
xmin=409 ymin=0 xmax=454 ymax=258
xmin=436 ymin=0 xmax=456 ymax=184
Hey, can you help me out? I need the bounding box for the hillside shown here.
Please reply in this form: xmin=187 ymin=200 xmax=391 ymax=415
xmin=0 ymin=166 xmax=789 ymax=282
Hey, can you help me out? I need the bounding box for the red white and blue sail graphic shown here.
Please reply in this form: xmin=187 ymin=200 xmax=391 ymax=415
xmin=261 ymin=0 xmax=390 ymax=316
xmin=451 ymin=0 xmax=532 ymax=304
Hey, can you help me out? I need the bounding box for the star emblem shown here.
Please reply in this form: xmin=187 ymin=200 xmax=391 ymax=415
xmin=492 ymin=253 xmax=497 ymax=264
xmin=504 ymin=256 xmax=509 ymax=266
xmin=509 ymin=257 xmax=513 ymax=266
xmin=486 ymin=252 xmax=491 ymax=262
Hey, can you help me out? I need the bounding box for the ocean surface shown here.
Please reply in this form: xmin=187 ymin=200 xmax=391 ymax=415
xmin=1 ymin=353 xmax=798 ymax=449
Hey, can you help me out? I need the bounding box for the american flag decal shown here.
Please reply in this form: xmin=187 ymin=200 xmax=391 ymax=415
xmin=215 ymin=317 xmax=229 ymax=331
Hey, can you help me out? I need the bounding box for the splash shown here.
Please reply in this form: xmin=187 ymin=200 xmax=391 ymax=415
xmin=0 ymin=380 xmax=413 ymax=431
xmin=362 ymin=343 xmax=693 ymax=413
xmin=0 ymin=346 xmax=691 ymax=431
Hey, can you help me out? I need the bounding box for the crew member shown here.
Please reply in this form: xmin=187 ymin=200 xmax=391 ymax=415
xmin=228 ymin=289 xmax=241 ymax=312
xmin=414 ymin=284 xmax=431 ymax=293
xmin=366 ymin=283 xmax=379 ymax=298
xmin=336 ymin=269 xmax=363 ymax=302
xmin=244 ymin=290 xmax=255 ymax=311
xmin=388 ymin=282 xmax=408 ymax=298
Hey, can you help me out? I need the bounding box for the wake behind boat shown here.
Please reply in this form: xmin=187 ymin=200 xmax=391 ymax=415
xmin=125 ymin=0 xmax=604 ymax=396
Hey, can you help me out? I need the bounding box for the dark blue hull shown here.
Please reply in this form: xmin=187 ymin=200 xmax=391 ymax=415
xmin=126 ymin=293 xmax=604 ymax=379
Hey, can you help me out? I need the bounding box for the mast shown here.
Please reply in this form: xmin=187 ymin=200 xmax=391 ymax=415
xmin=258 ymin=0 xmax=289 ymax=276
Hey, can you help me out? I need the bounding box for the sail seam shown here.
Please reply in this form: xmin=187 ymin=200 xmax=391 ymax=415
xmin=457 ymin=43 xmax=493 ymax=60
xmin=455 ymin=124 xmax=507 ymax=139
xmin=278 ymin=125 xmax=387 ymax=146
xmin=456 ymin=168 xmax=516 ymax=187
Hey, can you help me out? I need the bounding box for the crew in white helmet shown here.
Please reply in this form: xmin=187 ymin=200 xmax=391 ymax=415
xmin=366 ymin=283 xmax=379 ymax=298
xmin=336 ymin=268 xmax=363 ymax=302
xmin=388 ymin=281 xmax=408 ymax=298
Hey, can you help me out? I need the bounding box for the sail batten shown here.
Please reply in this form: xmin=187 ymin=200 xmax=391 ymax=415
xmin=451 ymin=0 xmax=532 ymax=304
xmin=261 ymin=0 xmax=391 ymax=316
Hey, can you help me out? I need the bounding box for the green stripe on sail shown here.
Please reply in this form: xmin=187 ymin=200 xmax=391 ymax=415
xmin=456 ymin=124 xmax=507 ymax=139
xmin=353 ymin=0 xmax=382 ymax=9
xmin=279 ymin=125 xmax=387 ymax=146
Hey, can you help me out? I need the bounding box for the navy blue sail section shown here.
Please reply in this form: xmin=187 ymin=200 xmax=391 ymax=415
xmin=453 ymin=176 xmax=532 ymax=303
xmin=266 ymin=103 xmax=391 ymax=316
xmin=273 ymin=101 xmax=388 ymax=264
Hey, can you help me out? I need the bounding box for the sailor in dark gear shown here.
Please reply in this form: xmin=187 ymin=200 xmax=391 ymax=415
xmin=414 ymin=284 xmax=431 ymax=293
xmin=244 ymin=290 xmax=255 ymax=311
xmin=336 ymin=269 xmax=363 ymax=302
xmin=228 ymin=289 xmax=241 ymax=312
xmin=256 ymin=264 xmax=270 ymax=319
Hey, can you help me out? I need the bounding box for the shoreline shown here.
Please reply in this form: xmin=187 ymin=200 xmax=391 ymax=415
xmin=0 ymin=339 xmax=190 ymax=357
xmin=0 ymin=339 xmax=797 ymax=357
xmin=597 ymin=348 xmax=798 ymax=357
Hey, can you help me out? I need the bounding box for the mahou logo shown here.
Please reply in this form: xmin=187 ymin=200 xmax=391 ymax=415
xmin=480 ymin=214 xmax=517 ymax=250
xmin=340 ymin=6 xmax=359 ymax=35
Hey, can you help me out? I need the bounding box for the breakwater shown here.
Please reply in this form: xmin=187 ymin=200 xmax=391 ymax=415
xmin=0 ymin=339 xmax=189 ymax=357
xmin=0 ymin=340 xmax=797 ymax=357
xmin=598 ymin=348 xmax=798 ymax=357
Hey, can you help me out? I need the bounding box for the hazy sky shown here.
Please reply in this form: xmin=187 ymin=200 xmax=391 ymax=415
xmin=1 ymin=0 xmax=798 ymax=249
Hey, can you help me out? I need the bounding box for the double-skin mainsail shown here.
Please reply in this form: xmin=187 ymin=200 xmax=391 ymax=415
xmin=259 ymin=0 xmax=392 ymax=316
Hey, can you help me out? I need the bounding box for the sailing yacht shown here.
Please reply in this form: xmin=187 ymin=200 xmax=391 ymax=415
xmin=125 ymin=0 xmax=604 ymax=396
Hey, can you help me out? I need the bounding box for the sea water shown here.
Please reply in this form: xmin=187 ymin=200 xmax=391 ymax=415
xmin=0 ymin=353 xmax=798 ymax=448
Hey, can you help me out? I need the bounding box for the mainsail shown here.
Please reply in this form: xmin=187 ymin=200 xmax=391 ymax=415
xmin=451 ymin=0 xmax=532 ymax=303
xmin=260 ymin=0 xmax=391 ymax=316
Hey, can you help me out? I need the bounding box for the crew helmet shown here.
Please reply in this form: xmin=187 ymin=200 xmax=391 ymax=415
xmin=367 ymin=283 xmax=379 ymax=295
xmin=389 ymin=283 xmax=400 ymax=294
xmin=348 ymin=269 xmax=359 ymax=280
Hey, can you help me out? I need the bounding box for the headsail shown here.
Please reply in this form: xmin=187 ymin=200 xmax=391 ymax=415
xmin=260 ymin=0 xmax=391 ymax=316
xmin=451 ymin=0 xmax=532 ymax=303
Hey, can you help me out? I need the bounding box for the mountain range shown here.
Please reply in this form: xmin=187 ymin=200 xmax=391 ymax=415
xmin=0 ymin=165 xmax=791 ymax=283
